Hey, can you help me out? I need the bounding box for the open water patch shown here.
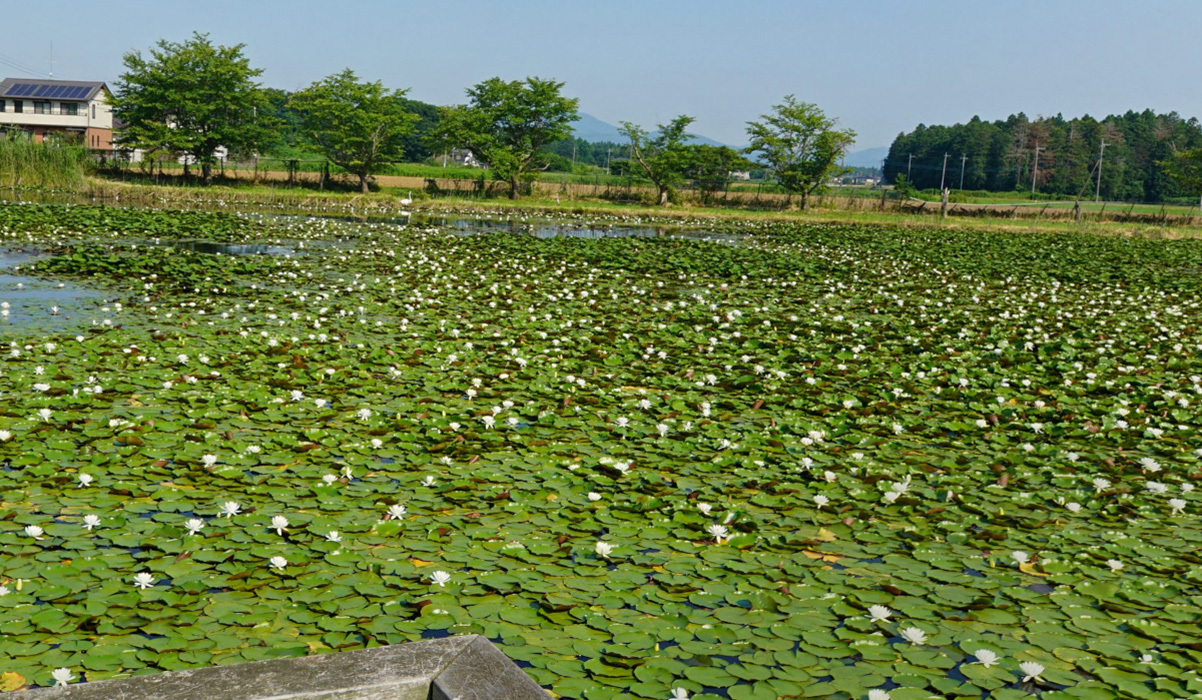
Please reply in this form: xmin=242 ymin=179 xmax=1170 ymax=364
xmin=431 ymin=216 xmax=741 ymax=242
xmin=0 ymin=249 xmax=106 ymax=332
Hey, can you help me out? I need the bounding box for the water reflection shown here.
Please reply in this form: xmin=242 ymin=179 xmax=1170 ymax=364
xmin=164 ymin=241 xmax=296 ymax=256
xmin=432 ymin=217 xmax=739 ymax=242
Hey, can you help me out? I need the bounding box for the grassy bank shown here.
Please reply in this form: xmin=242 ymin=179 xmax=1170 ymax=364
xmin=77 ymin=177 xmax=1202 ymax=240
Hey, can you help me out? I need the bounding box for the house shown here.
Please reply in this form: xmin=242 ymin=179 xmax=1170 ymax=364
xmin=0 ymin=78 xmax=114 ymax=149
xmin=447 ymin=148 xmax=483 ymax=168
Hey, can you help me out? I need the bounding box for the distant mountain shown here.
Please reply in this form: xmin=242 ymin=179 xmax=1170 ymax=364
xmin=844 ymin=147 xmax=888 ymax=169
xmin=571 ymin=113 xmax=729 ymax=147
xmin=571 ymin=113 xmax=626 ymax=143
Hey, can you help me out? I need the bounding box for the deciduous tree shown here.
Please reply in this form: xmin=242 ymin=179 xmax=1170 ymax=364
xmin=113 ymin=32 xmax=274 ymax=185
xmin=619 ymin=115 xmax=695 ymax=206
xmin=289 ymin=69 xmax=417 ymax=193
xmin=745 ymin=96 xmax=855 ymax=209
xmin=433 ymin=77 xmax=578 ymax=199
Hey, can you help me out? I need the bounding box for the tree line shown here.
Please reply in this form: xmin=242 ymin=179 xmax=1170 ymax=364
xmin=109 ymin=33 xmax=855 ymax=204
xmin=883 ymin=110 xmax=1202 ymax=203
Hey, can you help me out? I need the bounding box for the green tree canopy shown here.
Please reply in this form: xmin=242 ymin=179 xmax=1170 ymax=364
xmin=684 ymin=144 xmax=755 ymax=205
xmin=113 ymin=32 xmax=275 ymax=184
xmin=1160 ymin=147 xmax=1202 ymax=207
xmin=745 ymin=96 xmax=855 ymax=209
xmin=288 ymin=69 xmax=418 ymax=193
xmin=620 ymin=115 xmax=696 ymax=206
xmin=433 ymin=77 xmax=579 ymax=199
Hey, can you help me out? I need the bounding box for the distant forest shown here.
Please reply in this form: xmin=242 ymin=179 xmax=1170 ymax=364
xmin=883 ymin=110 xmax=1202 ymax=202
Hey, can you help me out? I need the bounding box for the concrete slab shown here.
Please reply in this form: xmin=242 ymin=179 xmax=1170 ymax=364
xmin=9 ymin=636 xmax=547 ymax=699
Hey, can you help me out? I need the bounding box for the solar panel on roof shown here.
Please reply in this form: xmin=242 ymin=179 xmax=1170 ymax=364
xmin=36 ymin=85 xmax=51 ymax=97
xmin=71 ymin=86 xmax=90 ymax=99
xmin=48 ymin=86 xmax=64 ymax=98
xmin=11 ymin=84 xmax=30 ymax=96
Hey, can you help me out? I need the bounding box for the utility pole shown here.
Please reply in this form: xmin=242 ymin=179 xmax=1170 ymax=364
xmin=959 ymin=154 xmax=967 ymax=190
xmin=1095 ymin=140 xmax=1108 ymax=203
xmin=1031 ymin=144 xmax=1045 ymax=196
xmin=939 ymin=152 xmax=949 ymax=191
xmin=907 ymin=153 xmax=913 ymax=182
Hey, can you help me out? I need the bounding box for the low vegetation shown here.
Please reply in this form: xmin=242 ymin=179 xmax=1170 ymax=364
xmin=0 ymin=204 xmax=1199 ymax=699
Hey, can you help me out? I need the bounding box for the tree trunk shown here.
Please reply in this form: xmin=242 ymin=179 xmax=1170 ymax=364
xmin=360 ymin=173 xmax=369 ymax=194
xmin=509 ymin=176 xmax=520 ymax=199
xmin=202 ymin=162 xmax=213 ymax=186
xmin=799 ymin=192 xmax=809 ymax=211
xmin=657 ymin=186 xmax=669 ymax=206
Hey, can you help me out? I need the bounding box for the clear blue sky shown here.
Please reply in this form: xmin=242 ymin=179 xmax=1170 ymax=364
xmin=3 ymin=0 xmax=1200 ymax=150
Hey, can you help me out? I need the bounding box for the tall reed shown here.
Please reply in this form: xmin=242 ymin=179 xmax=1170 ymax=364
xmin=0 ymin=134 xmax=91 ymax=189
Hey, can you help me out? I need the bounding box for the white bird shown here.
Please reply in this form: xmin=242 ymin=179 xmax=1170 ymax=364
xmin=400 ymin=190 xmax=412 ymax=207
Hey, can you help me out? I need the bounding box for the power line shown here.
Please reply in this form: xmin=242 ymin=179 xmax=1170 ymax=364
xmin=0 ymin=51 xmax=52 ymax=78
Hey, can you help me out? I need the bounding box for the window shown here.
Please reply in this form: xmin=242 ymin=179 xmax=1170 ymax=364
xmin=14 ymin=100 xmax=23 ymax=113
xmin=0 ymin=100 xmax=5 ymax=112
xmin=34 ymin=101 xmax=50 ymax=114
xmin=91 ymin=104 xmax=96 ymax=119
xmin=61 ymin=103 xmax=78 ymax=116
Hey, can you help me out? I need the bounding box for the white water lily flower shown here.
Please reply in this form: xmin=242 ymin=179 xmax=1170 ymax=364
xmin=132 ymin=572 xmax=156 ymax=590
xmin=813 ymin=494 xmax=829 ymax=508
xmin=271 ymin=515 xmax=290 ymax=535
xmin=1020 ymin=660 xmax=1044 ymax=682
xmin=595 ymin=541 xmax=614 ymax=559
xmin=974 ymin=649 xmax=1000 ymax=667
xmin=422 ymin=475 xmax=436 ymax=487
xmin=707 ymin=523 xmax=728 ymax=543
xmin=867 ymin=605 xmax=891 ymax=622
xmin=387 ymin=504 xmax=407 ymax=520
xmin=184 ymin=518 xmax=205 ymax=536
xmin=1092 ymin=478 xmax=1111 ymax=493
xmin=1106 ymin=559 xmax=1124 ymax=572
xmin=321 ymin=474 xmax=338 ymax=485
xmin=1012 ymin=551 xmax=1030 ymax=565
xmin=1169 ymin=498 xmax=1186 ymax=515
xmin=867 ymin=691 xmax=891 ymax=700
xmin=269 ymin=556 xmax=288 ymax=571
xmin=587 ymin=492 xmax=602 ymax=502
xmin=219 ymin=501 xmax=241 ymax=518
xmin=430 ymin=570 xmax=451 ymax=587
xmin=77 ymin=473 xmax=93 ymax=487
xmin=357 ymin=408 xmax=372 ymax=421
xmin=83 ymin=514 xmax=101 ymax=531
xmin=899 ymin=627 xmax=927 ymax=645
xmin=696 ymin=503 xmax=712 ymax=515
xmin=201 ymin=454 xmax=217 ymax=468
xmin=24 ymin=525 xmax=44 ymax=539
xmin=326 ymin=531 xmax=342 ymax=543
xmin=670 ymin=688 xmax=690 ymax=700
xmin=52 ymin=668 xmax=75 ymax=687
xmin=1065 ymin=502 xmax=1082 ymax=513
xmin=0 ymin=430 xmax=10 ymax=441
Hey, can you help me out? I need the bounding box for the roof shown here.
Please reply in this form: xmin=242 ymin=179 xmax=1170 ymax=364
xmin=0 ymin=78 xmax=108 ymax=102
